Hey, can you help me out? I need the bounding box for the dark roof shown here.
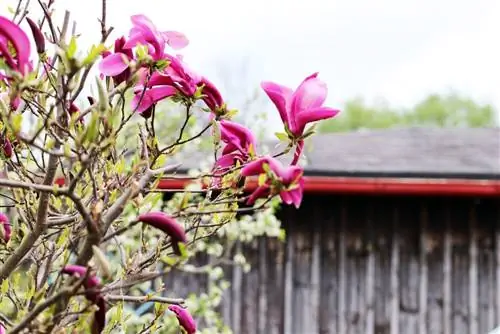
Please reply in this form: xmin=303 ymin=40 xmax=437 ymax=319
xmin=177 ymin=127 xmax=500 ymax=179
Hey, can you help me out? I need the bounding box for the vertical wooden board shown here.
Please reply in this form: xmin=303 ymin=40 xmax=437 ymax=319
xmin=398 ymin=199 xmax=419 ymax=334
xmin=265 ymin=236 xmax=285 ymax=334
xmin=494 ymin=199 xmax=500 ymax=326
xmin=365 ymin=203 xmax=375 ymax=334
xmin=338 ymin=204 xmax=347 ymax=334
xmin=478 ymin=242 xmax=494 ymax=333
xmin=390 ymin=207 xmax=400 ymax=334
xmin=240 ymin=240 xmax=259 ymax=334
xmin=345 ymin=197 xmax=366 ymax=334
xmin=443 ymin=206 xmax=452 ymax=334
xmin=468 ymin=204 xmax=479 ymax=334
xmin=425 ymin=199 xmax=444 ymax=334
xmin=220 ymin=259 xmax=233 ymax=327
xmin=310 ymin=207 xmax=322 ymax=334
xmin=373 ymin=198 xmax=392 ymax=333
xmin=418 ymin=203 xmax=428 ymax=334
xmin=475 ymin=198 xmax=497 ymax=332
xmin=283 ymin=208 xmax=294 ymax=334
xmin=257 ymin=238 xmax=268 ymax=334
xmin=232 ymin=242 xmax=243 ymax=333
xmin=291 ymin=206 xmax=314 ymax=334
xmin=319 ymin=197 xmax=340 ymax=334
xmin=450 ymin=200 xmax=469 ymax=334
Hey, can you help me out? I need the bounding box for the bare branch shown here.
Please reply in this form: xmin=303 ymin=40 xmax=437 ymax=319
xmin=106 ymin=294 xmax=184 ymax=305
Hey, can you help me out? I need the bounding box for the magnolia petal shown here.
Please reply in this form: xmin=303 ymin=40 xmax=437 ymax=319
xmin=162 ymin=31 xmax=189 ymax=50
xmin=246 ymin=184 xmax=271 ymax=205
xmin=0 ymin=16 xmax=31 ymax=73
xmin=291 ymin=72 xmax=327 ymax=115
xmin=128 ymin=15 xmax=165 ymax=59
xmin=281 ymin=165 xmax=304 ymax=184
xmin=200 ymin=76 xmax=224 ymax=111
xmin=132 ymin=86 xmax=177 ymax=113
xmin=241 ymin=157 xmax=271 ymax=177
xmin=261 ymin=81 xmax=292 ymax=126
xmin=290 ymin=186 xmax=303 ymax=208
xmin=220 ymin=120 xmax=256 ymax=154
xmin=98 ymin=53 xmax=129 ymax=76
xmin=279 ymin=190 xmax=293 ymax=205
xmin=295 ymin=107 xmax=340 ymax=134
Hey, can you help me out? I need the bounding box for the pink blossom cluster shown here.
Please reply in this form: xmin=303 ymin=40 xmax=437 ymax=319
xmin=97 ymin=15 xmax=340 ymax=211
xmin=0 ymin=13 xmax=341 ymax=334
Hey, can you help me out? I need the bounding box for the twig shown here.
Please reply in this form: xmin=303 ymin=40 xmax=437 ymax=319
xmin=106 ymin=294 xmax=184 ymax=305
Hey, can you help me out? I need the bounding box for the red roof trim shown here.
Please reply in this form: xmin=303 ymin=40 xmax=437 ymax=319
xmin=156 ymin=176 xmax=500 ymax=197
xmin=54 ymin=176 xmax=500 ymax=197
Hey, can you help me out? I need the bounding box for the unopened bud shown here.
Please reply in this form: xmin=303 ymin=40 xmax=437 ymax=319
xmin=26 ymin=17 xmax=45 ymax=54
xmin=2 ymin=138 xmax=12 ymax=158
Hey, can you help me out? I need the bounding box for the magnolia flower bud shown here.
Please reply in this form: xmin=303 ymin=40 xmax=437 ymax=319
xmin=2 ymin=138 xmax=12 ymax=158
xmin=137 ymin=212 xmax=186 ymax=255
xmin=0 ymin=213 xmax=11 ymax=243
xmin=168 ymin=305 xmax=197 ymax=334
xmin=61 ymin=265 xmax=106 ymax=333
xmin=26 ymin=17 xmax=45 ymax=54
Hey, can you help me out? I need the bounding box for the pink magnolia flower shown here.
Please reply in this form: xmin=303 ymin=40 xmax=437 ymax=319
xmin=168 ymin=305 xmax=197 ymax=334
xmin=62 ymin=265 xmax=106 ymax=333
xmin=241 ymin=156 xmax=305 ymax=208
xmin=99 ymin=36 xmax=134 ymax=84
xmin=0 ymin=16 xmax=31 ymax=75
xmin=219 ymin=120 xmax=256 ymax=157
xmin=123 ymin=15 xmax=188 ymax=61
xmin=0 ymin=213 xmax=11 ymax=243
xmin=0 ymin=322 xmax=5 ymax=334
xmin=132 ymin=55 xmax=224 ymax=114
xmin=211 ymin=120 xmax=256 ymax=188
xmin=261 ymin=73 xmax=339 ymax=164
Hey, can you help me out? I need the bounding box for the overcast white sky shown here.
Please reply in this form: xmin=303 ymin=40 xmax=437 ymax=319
xmin=6 ymin=0 xmax=500 ymax=123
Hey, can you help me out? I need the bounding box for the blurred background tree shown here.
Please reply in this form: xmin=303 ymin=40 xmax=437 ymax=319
xmin=318 ymin=92 xmax=497 ymax=133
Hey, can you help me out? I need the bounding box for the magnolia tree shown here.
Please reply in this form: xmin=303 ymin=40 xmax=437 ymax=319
xmin=0 ymin=1 xmax=339 ymax=333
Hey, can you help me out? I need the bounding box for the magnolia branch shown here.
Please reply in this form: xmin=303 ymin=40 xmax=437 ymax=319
xmin=106 ymin=294 xmax=184 ymax=305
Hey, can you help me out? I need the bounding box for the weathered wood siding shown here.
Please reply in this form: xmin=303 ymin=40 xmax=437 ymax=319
xmin=166 ymin=195 xmax=500 ymax=334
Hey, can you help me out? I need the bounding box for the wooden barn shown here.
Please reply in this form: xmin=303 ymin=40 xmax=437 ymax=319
xmin=162 ymin=127 xmax=500 ymax=334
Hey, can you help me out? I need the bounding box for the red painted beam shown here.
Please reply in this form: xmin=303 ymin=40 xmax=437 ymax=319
xmin=55 ymin=176 xmax=500 ymax=196
xmin=155 ymin=176 xmax=500 ymax=197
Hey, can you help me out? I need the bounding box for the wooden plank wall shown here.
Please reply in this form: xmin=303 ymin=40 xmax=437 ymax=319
xmin=164 ymin=195 xmax=500 ymax=334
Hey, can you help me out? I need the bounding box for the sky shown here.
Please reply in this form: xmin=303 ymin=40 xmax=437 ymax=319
xmin=5 ymin=0 xmax=500 ymax=127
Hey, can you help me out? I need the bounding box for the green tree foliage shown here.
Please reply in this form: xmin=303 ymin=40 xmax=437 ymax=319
xmin=318 ymin=93 xmax=497 ymax=133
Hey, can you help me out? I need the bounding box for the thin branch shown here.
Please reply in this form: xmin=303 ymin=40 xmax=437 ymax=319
xmin=106 ymin=294 xmax=184 ymax=305
xmin=0 ymin=178 xmax=63 ymax=193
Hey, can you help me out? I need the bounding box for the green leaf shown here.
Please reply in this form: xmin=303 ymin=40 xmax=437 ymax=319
xmin=274 ymin=132 xmax=289 ymax=142
xmin=67 ymin=36 xmax=78 ymax=59
xmin=178 ymin=242 xmax=188 ymax=259
xmin=56 ymin=227 xmax=70 ymax=248
xmin=161 ymin=256 xmax=178 ymax=266
xmin=83 ymin=44 xmax=106 ymax=66
xmin=1 ymin=279 xmax=8 ymax=294
xmin=10 ymin=113 xmax=23 ymax=133
xmin=63 ymin=142 xmax=71 ymax=157
xmin=258 ymin=173 xmax=267 ymax=186
xmin=83 ymin=112 xmax=100 ymax=143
